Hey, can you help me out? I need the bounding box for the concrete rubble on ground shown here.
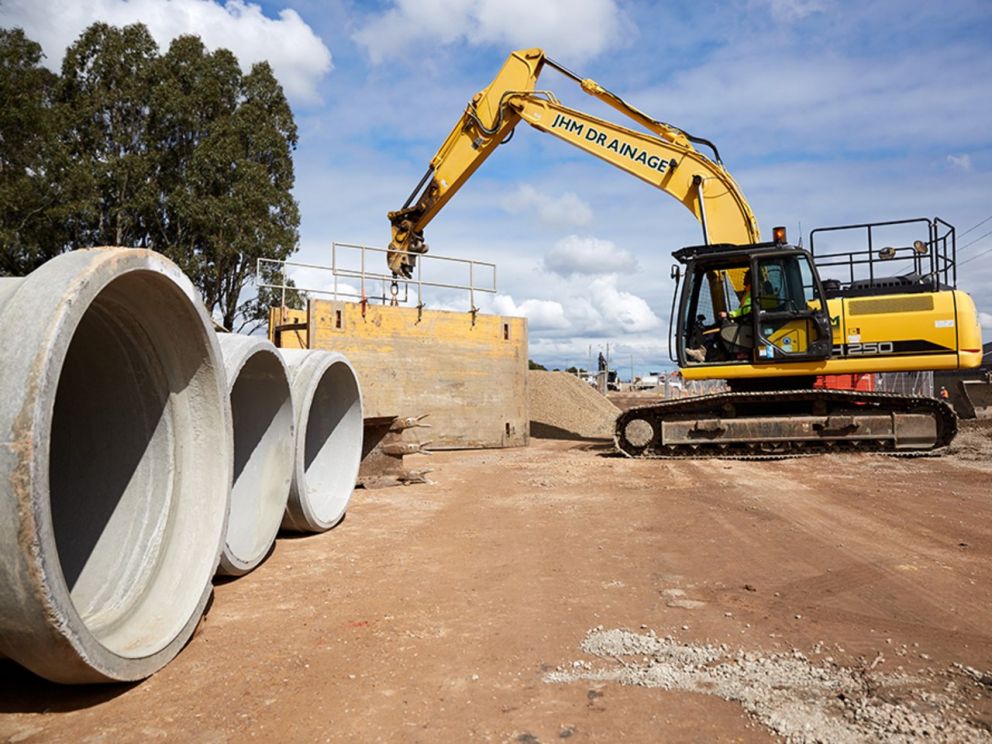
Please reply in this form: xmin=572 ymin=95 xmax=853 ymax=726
xmin=528 ymin=370 xmax=620 ymax=439
xmin=547 ymin=627 xmax=992 ymax=744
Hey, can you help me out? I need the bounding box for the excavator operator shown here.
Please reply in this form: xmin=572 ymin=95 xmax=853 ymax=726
xmin=720 ymin=269 xmax=752 ymax=321
xmin=686 ymin=269 xmax=754 ymax=363
xmin=718 ymin=269 xmax=754 ymax=356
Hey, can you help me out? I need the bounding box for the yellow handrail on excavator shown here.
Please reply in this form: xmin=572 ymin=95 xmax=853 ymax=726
xmin=387 ymin=48 xmax=759 ymax=277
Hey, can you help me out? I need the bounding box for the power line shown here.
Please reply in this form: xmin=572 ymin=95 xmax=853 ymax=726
xmin=958 ymin=213 xmax=992 ymax=240
xmin=959 ymin=228 xmax=992 ymax=253
xmin=958 ymin=241 xmax=992 ymax=267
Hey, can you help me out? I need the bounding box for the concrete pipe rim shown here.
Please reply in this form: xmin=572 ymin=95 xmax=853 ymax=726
xmin=280 ymin=349 xmax=363 ymax=533
xmin=0 ymin=248 xmax=231 ymax=683
xmin=217 ymin=335 xmax=294 ymax=576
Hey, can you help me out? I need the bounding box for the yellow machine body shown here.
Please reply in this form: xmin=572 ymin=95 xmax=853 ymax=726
xmin=682 ymin=289 xmax=983 ymax=380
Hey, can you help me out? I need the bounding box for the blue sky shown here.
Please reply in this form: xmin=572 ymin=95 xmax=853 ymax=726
xmin=4 ymin=0 xmax=992 ymax=374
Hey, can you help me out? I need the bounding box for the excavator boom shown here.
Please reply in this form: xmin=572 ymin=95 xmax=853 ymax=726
xmin=387 ymin=48 xmax=758 ymax=277
xmin=509 ymin=95 xmax=758 ymax=245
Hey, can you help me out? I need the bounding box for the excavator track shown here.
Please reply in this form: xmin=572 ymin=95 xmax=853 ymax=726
xmin=614 ymin=389 xmax=957 ymax=459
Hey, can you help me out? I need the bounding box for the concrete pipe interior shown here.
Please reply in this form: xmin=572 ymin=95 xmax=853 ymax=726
xmin=299 ymin=358 xmax=363 ymax=530
xmin=47 ymin=270 xmax=227 ymax=661
xmin=224 ymin=346 xmax=294 ymax=572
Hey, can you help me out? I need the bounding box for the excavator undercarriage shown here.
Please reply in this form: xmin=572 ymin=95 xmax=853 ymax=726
xmin=615 ymin=389 xmax=957 ymax=459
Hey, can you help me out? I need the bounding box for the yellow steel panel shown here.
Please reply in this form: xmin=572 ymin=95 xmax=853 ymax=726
xmin=841 ymin=290 xmax=957 ymax=350
xmin=686 ymin=288 xmax=973 ymax=381
xmin=276 ymin=300 xmax=528 ymax=449
xmin=268 ymin=306 xmax=308 ymax=348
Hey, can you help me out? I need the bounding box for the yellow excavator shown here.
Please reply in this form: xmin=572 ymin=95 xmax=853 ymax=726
xmin=387 ymin=48 xmax=983 ymax=456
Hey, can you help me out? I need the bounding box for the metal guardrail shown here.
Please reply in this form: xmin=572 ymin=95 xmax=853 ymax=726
xmin=809 ymin=217 xmax=956 ymax=293
xmin=256 ymin=243 xmax=497 ymax=316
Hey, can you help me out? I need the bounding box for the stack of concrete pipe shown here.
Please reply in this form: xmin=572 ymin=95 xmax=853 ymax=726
xmin=0 ymin=248 xmax=363 ymax=683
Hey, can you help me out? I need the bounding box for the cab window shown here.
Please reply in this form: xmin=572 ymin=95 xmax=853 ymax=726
xmin=680 ymin=265 xmax=750 ymax=364
xmin=755 ymin=256 xmax=823 ymax=314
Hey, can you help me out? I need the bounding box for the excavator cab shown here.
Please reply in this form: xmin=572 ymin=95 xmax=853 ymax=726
xmin=673 ymin=231 xmax=833 ymax=368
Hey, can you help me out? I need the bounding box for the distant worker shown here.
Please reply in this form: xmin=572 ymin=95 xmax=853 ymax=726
xmin=939 ymin=385 xmax=949 ymax=400
xmin=598 ymin=351 xmax=607 ymax=372
xmin=720 ymin=269 xmax=752 ymax=320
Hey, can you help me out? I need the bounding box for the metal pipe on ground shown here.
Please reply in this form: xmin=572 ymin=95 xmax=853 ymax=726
xmin=0 ymin=248 xmax=232 ymax=684
xmin=217 ymin=335 xmax=294 ymax=576
xmin=279 ymin=349 xmax=363 ymax=532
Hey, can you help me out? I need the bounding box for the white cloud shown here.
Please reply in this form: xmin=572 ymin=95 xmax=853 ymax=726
xmin=544 ymin=235 xmax=637 ymax=277
xmin=353 ymin=0 xmax=627 ymax=64
xmin=947 ymin=154 xmax=973 ymax=172
xmin=484 ymin=271 xmax=661 ymax=337
xmin=500 ymin=185 xmax=593 ymax=227
xmin=493 ymin=295 xmax=569 ymax=329
xmin=980 ymin=312 xmax=992 ymax=330
xmin=264 ymin=259 xmax=364 ymax=301
xmin=0 ymin=0 xmax=332 ymax=104
xmin=760 ymin=0 xmax=825 ymax=21
xmin=582 ymin=275 xmax=661 ymax=333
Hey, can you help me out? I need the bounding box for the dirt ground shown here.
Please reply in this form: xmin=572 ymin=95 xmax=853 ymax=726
xmin=1 ymin=429 xmax=991 ymax=743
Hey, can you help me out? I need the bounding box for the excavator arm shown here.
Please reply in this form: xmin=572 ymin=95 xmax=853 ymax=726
xmin=387 ymin=48 xmax=760 ymax=277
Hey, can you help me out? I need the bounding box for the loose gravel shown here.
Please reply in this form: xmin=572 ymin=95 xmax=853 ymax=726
xmin=948 ymin=419 xmax=992 ymax=461
xmin=528 ymin=371 xmax=620 ymax=440
xmin=546 ymin=627 xmax=992 ymax=743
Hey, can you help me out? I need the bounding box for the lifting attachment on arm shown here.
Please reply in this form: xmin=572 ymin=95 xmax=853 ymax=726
xmin=387 ymin=48 xmax=760 ymax=277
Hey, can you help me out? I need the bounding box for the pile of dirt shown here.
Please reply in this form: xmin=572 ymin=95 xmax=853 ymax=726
xmin=947 ymin=418 xmax=992 ymax=461
xmin=528 ymin=370 xmax=620 ymax=440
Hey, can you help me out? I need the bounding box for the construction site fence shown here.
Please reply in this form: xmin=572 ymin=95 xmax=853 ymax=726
xmin=603 ymin=372 xmax=934 ymax=399
xmin=874 ymin=371 xmax=934 ymax=398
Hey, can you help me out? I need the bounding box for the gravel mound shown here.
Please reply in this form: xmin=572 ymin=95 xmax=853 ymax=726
xmin=947 ymin=419 xmax=992 ymax=461
xmin=547 ymin=628 xmax=992 ymax=743
xmin=528 ymin=371 xmax=620 ymax=440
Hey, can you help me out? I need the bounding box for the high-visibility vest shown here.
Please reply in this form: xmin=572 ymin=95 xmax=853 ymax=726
xmin=728 ymin=289 xmax=751 ymax=319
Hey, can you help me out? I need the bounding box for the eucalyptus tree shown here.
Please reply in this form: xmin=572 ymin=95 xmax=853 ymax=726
xmin=1 ymin=22 xmax=301 ymax=330
xmin=148 ymin=39 xmax=299 ymax=330
xmin=0 ymin=29 xmax=69 ymax=274
xmin=58 ymin=22 xmax=158 ymax=249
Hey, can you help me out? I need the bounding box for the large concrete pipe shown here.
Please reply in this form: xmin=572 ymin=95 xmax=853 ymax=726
xmin=217 ymin=335 xmax=294 ymax=576
xmin=279 ymin=349 xmax=363 ymax=533
xmin=0 ymin=248 xmax=231 ymax=683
